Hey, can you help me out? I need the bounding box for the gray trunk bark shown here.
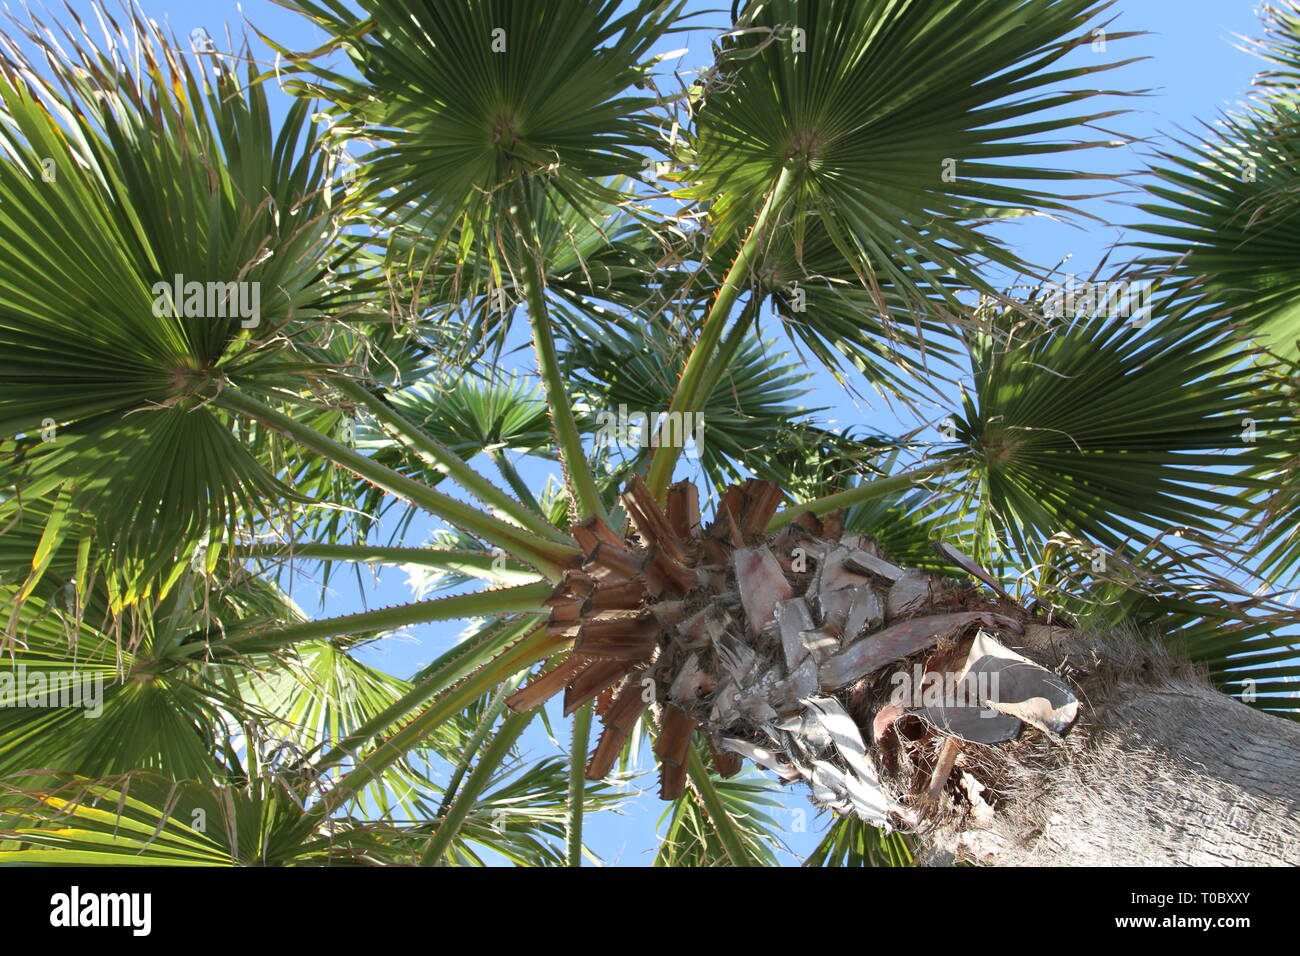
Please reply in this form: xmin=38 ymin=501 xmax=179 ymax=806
xmin=949 ymin=629 xmax=1300 ymax=866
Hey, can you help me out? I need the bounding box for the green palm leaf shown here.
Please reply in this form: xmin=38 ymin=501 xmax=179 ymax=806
xmin=1134 ymin=4 xmax=1300 ymax=361
xmin=945 ymin=292 xmax=1277 ymax=558
xmin=0 ymin=11 xmax=357 ymax=605
xmin=561 ymin=310 xmax=896 ymax=497
xmin=653 ymin=768 xmax=786 ymax=867
xmin=281 ymin=0 xmax=683 ymax=233
xmin=803 ymin=814 xmax=915 ymax=867
xmin=680 ymin=0 xmax=1138 ymax=314
xmin=0 ymin=772 xmax=402 ymax=866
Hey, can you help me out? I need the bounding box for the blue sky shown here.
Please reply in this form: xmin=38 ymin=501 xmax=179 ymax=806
xmin=62 ymin=0 xmax=1279 ymax=864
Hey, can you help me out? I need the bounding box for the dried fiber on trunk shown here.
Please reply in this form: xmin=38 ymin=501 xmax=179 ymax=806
xmin=923 ymin=627 xmax=1300 ymax=865
xmin=505 ymin=478 xmax=1300 ymax=863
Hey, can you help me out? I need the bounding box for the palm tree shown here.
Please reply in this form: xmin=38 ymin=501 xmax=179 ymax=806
xmin=0 ymin=0 xmax=1297 ymax=866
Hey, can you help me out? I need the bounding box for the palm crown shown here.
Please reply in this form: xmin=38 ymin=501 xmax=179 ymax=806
xmin=0 ymin=0 xmax=1296 ymax=866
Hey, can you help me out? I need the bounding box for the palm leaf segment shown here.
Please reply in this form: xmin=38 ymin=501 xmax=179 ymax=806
xmin=1135 ymin=2 xmax=1300 ymax=362
xmin=679 ymin=0 xmax=1138 ymax=315
xmin=1130 ymin=4 xmax=1300 ymax=586
xmin=945 ymin=294 xmax=1280 ymax=559
xmin=282 ymin=0 xmax=683 ymax=229
xmin=0 ymin=10 xmax=357 ymax=606
xmin=0 ymin=772 xmax=398 ymax=866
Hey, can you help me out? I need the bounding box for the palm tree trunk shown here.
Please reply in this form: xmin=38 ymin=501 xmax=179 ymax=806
xmin=944 ymin=626 xmax=1300 ymax=866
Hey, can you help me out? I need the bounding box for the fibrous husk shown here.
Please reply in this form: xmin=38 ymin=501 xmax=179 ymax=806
xmin=505 ymin=477 xmax=1083 ymax=835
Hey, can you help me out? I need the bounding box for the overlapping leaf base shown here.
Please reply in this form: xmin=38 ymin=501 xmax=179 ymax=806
xmin=506 ymin=478 xmax=1078 ymax=830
